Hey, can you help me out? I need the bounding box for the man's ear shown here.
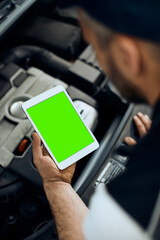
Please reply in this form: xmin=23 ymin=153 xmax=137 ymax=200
xmin=112 ymin=35 xmax=142 ymax=78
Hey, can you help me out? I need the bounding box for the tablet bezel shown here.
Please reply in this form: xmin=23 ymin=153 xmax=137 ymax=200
xmin=22 ymin=85 xmax=99 ymax=170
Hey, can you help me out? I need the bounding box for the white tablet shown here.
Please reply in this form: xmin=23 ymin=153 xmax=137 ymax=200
xmin=22 ymin=85 xmax=99 ymax=170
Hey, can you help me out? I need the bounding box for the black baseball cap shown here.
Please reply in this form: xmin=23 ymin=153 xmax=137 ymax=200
xmin=61 ymin=0 xmax=160 ymax=42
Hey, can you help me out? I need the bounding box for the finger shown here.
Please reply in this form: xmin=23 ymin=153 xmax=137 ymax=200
xmin=42 ymin=144 xmax=51 ymax=158
xmin=42 ymin=144 xmax=48 ymax=156
xmin=137 ymin=112 xmax=152 ymax=131
xmin=133 ymin=115 xmax=147 ymax=138
xmin=32 ymin=133 xmax=42 ymax=162
xmin=124 ymin=137 xmax=137 ymax=146
xmin=144 ymin=114 xmax=152 ymax=124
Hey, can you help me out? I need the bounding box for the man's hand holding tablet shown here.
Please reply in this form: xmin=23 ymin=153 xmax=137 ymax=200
xmin=32 ymin=132 xmax=76 ymax=186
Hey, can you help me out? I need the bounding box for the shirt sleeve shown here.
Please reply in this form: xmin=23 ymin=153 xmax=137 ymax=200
xmin=82 ymin=184 xmax=151 ymax=240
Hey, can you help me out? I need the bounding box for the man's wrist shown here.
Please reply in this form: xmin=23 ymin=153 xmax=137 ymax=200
xmin=44 ymin=180 xmax=72 ymax=195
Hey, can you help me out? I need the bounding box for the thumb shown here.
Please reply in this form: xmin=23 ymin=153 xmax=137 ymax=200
xmin=124 ymin=137 xmax=137 ymax=146
xmin=32 ymin=133 xmax=42 ymax=163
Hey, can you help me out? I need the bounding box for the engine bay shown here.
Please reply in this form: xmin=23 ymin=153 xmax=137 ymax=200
xmin=0 ymin=1 xmax=152 ymax=239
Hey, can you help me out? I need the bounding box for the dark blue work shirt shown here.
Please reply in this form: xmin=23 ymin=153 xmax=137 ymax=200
xmin=108 ymin=100 xmax=160 ymax=228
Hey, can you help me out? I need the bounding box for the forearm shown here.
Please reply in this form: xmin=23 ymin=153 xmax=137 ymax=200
xmin=44 ymin=182 xmax=88 ymax=240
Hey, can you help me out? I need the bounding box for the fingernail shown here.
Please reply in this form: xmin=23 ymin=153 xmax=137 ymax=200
xmin=137 ymin=112 xmax=143 ymax=117
xmin=144 ymin=114 xmax=149 ymax=120
xmin=125 ymin=137 xmax=130 ymax=143
xmin=32 ymin=132 xmax=35 ymax=138
xmin=134 ymin=115 xmax=138 ymax=120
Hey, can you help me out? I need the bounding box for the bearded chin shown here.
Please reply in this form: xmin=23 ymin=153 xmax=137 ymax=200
xmin=106 ymin=58 xmax=147 ymax=104
xmin=122 ymin=90 xmax=148 ymax=104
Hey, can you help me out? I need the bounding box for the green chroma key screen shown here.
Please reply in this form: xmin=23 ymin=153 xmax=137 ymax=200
xmin=27 ymin=92 xmax=94 ymax=163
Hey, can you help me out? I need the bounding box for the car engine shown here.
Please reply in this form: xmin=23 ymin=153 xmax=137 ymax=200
xmin=0 ymin=1 xmax=152 ymax=239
